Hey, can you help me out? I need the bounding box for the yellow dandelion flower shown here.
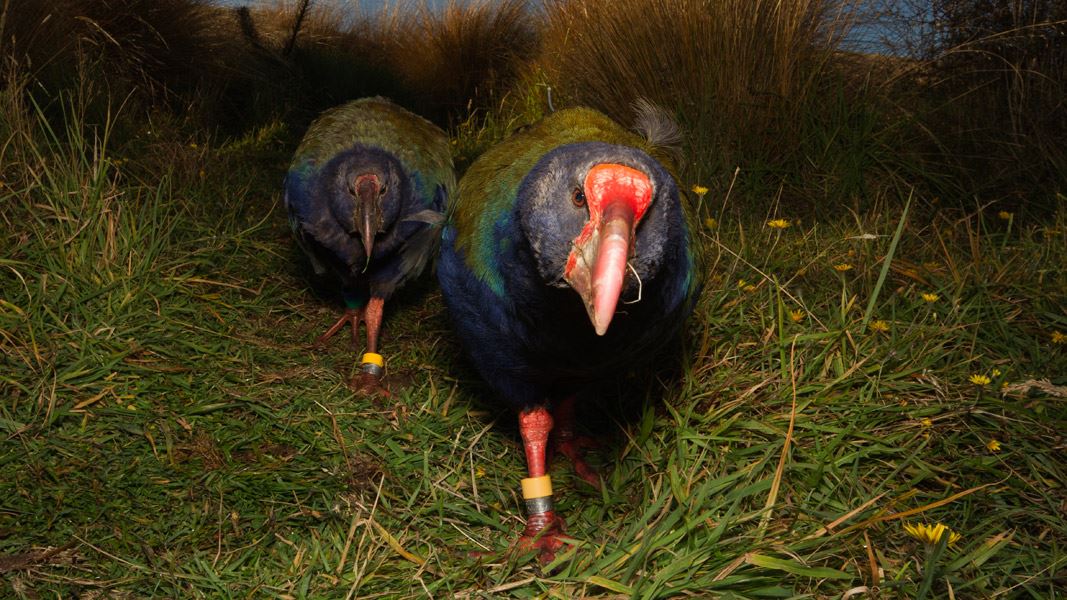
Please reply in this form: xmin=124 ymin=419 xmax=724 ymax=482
xmin=869 ymin=320 xmax=890 ymax=333
xmin=904 ymin=522 xmax=961 ymax=547
xmin=920 ymin=417 xmax=933 ymax=427
xmin=189 ymin=142 xmax=198 ymax=149
xmin=767 ymin=219 xmax=790 ymax=229
xmin=691 ymin=184 xmax=709 ymax=196
xmin=475 ymin=466 xmax=487 ymax=478
xmin=921 ymin=292 xmax=940 ymax=303
xmin=737 ymin=279 xmax=747 ymax=289
xmin=997 ymin=210 xmax=1012 ymax=220
xmin=790 ymin=309 xmax=805 ymax=323
xmin=969 ymin=374 xmax=991 ymax=386
xmin=986 ymin=439 xmax=1001 ymax=452
xmin=833 ymin=263 xmax=853 ymax=272
xmin=991 ymin=368 xmax=1001 ymax=377
xmin=704 ymin=217 xmax=718 ymax=229
xmin=1052 ymin=331 xmax=1066 ymax=344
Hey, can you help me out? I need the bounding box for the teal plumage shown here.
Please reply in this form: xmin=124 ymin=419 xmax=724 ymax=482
xmin=285 ymin=97 xmax=454 ymax=392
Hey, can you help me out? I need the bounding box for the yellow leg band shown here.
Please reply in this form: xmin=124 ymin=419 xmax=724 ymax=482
xmin=361 ymin=353 xmax=384 ymax=367
xmin=521 ymin=475 xmax=552 ymax=499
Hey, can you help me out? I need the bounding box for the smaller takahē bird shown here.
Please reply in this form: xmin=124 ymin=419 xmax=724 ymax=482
xmin=438 ymin=106 xmax=700 ymax=561
xmin=285 ymin=97 xmax=454 ymax=393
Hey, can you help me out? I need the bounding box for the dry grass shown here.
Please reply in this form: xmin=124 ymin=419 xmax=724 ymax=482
xmin=393 ymin=0 xmax=537 ymax=124
xmin=243 ymin=0 xmax=537 ymax=124
xmin=537 ymin=0 xmax=856 ymax=173
xmin=1 ymin=0 xmax=251 ymax=98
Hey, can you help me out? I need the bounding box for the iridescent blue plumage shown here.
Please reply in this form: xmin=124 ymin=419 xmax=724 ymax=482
xmin=285 ymin=97 xmax=454 ymax=392
xmin=437 ymin=107 xmax=699 ymax=559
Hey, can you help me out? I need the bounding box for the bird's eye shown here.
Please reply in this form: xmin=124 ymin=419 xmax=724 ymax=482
xmin=379 ymin=184 xmax=387 ymax=197
xmin=571 ymin=188 xmax=586 ymax=208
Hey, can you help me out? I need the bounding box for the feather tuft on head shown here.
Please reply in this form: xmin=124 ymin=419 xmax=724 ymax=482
xmin=632 ymin=99 xmax=681 ymax=148
xmin=632 ymin=98 xmax=683 ymax=168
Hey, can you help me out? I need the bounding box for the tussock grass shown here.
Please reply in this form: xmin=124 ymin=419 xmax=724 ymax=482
xmin=236 ymin=0 xmax=537 ymax=126
xmin=537 ymin=0 xmax=866 ymax=196
xmin=0 ymin=0 xmax=270 ymax=129
xmin=391 ymin=0 xmax=537 ymax=124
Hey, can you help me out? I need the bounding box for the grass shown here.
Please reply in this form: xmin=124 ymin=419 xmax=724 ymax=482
xmin=2 ymin=75 xmax=1065 ymax=598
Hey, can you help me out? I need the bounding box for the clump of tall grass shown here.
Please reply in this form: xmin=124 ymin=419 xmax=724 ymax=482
xmin=0 ymin=75 xmax=177 ymax=424
xmin=919 ymin=0 xmax=1067 ymax=210
xmin=249 ymin=0 xmax=537 ymax=125
xmin=537 ymin=0 xmax=857 ymax=188
xmin=392 ymin=0 xmax=538 ymax=124
xmin=0 ymin=0 xmax=281 ymax=133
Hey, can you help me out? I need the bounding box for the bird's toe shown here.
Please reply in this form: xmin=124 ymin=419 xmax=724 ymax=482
xmin=516 ymin=512 xmax=569 ymax=564
xmin=556 ymin=436 xmax=603 ymax=488
xmin=349 ymin=372 xmax=390 ymax=398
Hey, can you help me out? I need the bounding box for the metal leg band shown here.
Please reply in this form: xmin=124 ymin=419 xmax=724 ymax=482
xmin=361 ymin=363 xmax=383 ymax=376
xmin=525 ymin=495 xmax=554 ymax=515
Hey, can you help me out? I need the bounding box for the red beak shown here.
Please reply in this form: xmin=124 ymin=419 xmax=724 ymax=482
xmin=564 ymin=164 xmax=653 ymax=335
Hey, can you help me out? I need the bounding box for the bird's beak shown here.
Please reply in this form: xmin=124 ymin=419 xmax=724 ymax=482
xmin=354 ymin=174 xmax=380 ymax=266
xmin=564 ymin=164 xmax=653 ymax=336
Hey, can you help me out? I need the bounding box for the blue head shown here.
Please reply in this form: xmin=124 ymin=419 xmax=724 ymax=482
xmin=516 ymin=142 xmax=683 ymax=335
xmin=318 ymin=145 xmax=409 ymax=264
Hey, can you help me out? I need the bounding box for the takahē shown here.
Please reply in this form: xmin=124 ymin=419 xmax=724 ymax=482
xmin=285 ymin=97 xmax=454 ymax=394
xmin=437 ymin=106 xmax=700 ymax=560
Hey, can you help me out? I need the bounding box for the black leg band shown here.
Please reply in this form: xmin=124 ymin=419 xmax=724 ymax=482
xmin=525 ymin=495 xmax=554 ymax=515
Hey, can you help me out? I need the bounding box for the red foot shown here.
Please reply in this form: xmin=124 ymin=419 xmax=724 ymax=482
xmin=313 ymin=307 xmax=363 ymax=348
xmin=554 ymin=433 xmax=602 ymax=488
xmin=349 ymin=372 xmax=390 ymax=398
xmin=515 ymin=510 xmax=568 ymax=563
xmin=551 ymin=396 xmax=602 ymax=488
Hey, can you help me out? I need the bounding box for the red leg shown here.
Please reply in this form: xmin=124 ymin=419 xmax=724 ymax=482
xmin=350 ymin=297 xmax=389 ymax=396
xmin=552 ymin=396 xmax=602 ymax=488
xmin=516 ymin=407 xmax=567 ymax=562
xmin=364 ymin=297 xmax=384 ymax=354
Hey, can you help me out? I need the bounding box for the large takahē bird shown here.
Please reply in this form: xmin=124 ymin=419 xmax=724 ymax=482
xmin=438 ymin=106 xmax=700 ymax=561
xmin=285 ymin=97 xmax=454 ymax=394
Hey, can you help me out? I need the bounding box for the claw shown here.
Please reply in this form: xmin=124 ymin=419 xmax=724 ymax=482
xmin=555 ymin=435 xmax=602 ymax=488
